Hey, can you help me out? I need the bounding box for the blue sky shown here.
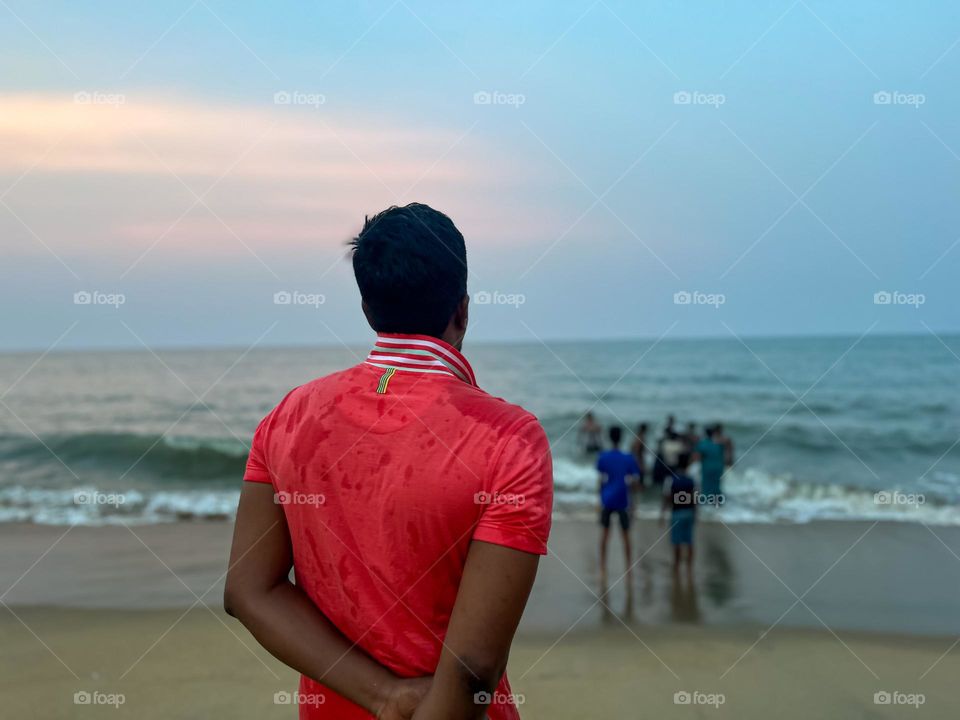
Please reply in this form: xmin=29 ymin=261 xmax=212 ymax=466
xmin=2 ymin=0 xmax=959 ymax=350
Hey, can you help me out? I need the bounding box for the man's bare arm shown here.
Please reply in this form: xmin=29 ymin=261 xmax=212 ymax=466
xmin=223 ymin=482 xmax=429 ymax=720
xmin=411 ymin=540 xmax=539 ymax=720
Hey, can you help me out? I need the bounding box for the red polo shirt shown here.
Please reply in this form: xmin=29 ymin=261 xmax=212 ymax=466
xmin=243 ymin=333 xmax=553 ymax=719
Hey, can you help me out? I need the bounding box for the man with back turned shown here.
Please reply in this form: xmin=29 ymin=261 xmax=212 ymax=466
xmin=225 ymin=203 xmax=554 ymax=719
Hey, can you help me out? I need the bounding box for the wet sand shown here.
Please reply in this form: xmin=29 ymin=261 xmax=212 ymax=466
xmin=2 ymin=518 xmax=959 ymax=636
xmin=2 ymin=519 xmax=959 ymax=717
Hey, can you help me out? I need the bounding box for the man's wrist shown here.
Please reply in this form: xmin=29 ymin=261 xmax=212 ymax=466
xmin=368 ymin=673 xmax=400 ymax=717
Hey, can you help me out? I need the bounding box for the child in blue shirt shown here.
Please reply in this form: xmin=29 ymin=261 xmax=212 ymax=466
xmin=661 ymin=452 xmax=697 ymax=575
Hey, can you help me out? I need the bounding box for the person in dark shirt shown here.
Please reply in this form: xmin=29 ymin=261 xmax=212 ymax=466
xmin=652 ymin=417 xmax=679 ymax=486
xmin=660 ymin=452 xmax=696 ymax=576
xmin=579 ymin=411 xmax=603 ymax=455
xmin=715 ymin=422 xmax=735 ymax=468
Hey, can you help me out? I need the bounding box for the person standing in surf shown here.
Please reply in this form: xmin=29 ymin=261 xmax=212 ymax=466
xmin=629 ymin=422 xmax=649 ymax=495
xmin=597 ymin=426 xmax=641 ymax=588
xmin=659 ymin=429 xmax=685 ymax=475
xmin=579 ymin=412 xmax=603 ymax=455
xmin=224 ymin=204 xmax=553 ymax=720
xmin=715 ymin=422 xmax=735 ymax=468
xmin=695 ymin=425 xmax=726 ymax=501
xmin=683 ymin=422 xmax=699 ymax=453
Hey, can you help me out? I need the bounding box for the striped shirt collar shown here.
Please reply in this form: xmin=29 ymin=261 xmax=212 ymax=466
xmin=365 ymin=333 xmax=477 ymax=386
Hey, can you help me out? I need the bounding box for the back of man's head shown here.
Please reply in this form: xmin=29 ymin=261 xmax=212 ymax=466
xmin=351 ymin=203 xmax=467 ymax=338
xmin=609 ymin=426 xmax=622 ymax=447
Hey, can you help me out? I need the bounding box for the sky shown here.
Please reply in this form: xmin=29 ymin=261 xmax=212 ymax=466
xmin=1 ymin=0 xmax=959 ymax=351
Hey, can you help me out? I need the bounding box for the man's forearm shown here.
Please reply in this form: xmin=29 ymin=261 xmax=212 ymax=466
xmin=226 ymin=580 xmax=395 ymax=714
xmin=411 ymin=541 xmax=538 ymax=720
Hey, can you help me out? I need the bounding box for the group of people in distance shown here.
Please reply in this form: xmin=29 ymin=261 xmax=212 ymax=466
xmin=578 ymin=413 xmax=735 ymax=585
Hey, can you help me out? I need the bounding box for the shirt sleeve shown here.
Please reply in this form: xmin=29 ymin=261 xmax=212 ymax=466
xmin=473 ymin=416 xmax=553 ymax=556
xmin=243 ymin=412 xmax=274 ymax=485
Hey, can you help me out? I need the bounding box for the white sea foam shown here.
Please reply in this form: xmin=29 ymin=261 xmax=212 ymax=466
xmin=550 ymin=460 xmax=960 ymax=527
xmin=1 ymin=462 xmax=958 ymax=526
xmin=0 ymin=485 xmax=240 ymax=526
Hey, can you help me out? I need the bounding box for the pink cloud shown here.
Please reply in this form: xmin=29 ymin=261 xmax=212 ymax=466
xmin=0 ymin=93 xmax=496 ymax=185
xmin=0 ymin=93 xmax=561 ymax=270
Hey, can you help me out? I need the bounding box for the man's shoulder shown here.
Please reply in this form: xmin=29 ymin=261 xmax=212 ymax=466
xmin=268 ymin=365 xmax=366 ymax=413
xmin=302 ymin=364 xmax=364 ymax=391
xmin=450 ymin=382 xmax=542 ymax=431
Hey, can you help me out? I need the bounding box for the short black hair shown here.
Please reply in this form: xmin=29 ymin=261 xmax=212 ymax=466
xmin=350 ymin=203 xmax=467 ymax=337
xmin=609 ymin=426 xmax=622 ymax=446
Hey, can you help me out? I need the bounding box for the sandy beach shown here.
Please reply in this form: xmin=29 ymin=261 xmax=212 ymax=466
xmin=0 ymin=606 xmax=955 ymax=719
xmin=2 ymin=518 xmax=959 ymax=717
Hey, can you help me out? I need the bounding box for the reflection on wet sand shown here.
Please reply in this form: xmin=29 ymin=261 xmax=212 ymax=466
xmin=701 ymin=524 xmax=735 ymax=608
xmin=669 ymin=571 xmax=700 ymax=623
xmin=600 ymin=581 xmax=636 ymax=625
xmin=596 ymin=523 xmax=736 ymax=627
xmin=667 ymin=525 xmax=735 ymax=623
xmin=520 ymin=519 xmax=960 ymax=638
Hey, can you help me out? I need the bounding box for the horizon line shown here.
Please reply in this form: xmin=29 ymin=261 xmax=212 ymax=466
xmin=1 ymin=328 xmax=956 ymax=357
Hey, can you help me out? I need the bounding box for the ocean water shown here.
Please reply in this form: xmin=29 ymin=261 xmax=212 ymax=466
xmin=0 ymin=335 xmax=958 ymax=526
